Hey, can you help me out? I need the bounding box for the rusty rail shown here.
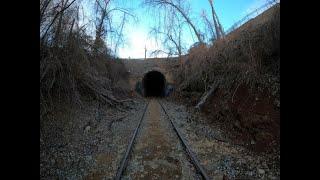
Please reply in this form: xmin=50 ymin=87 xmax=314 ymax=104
xmin=115 ymin=99 xmax=211 ymax=179
xmin=158 ymin=100 xmax=210 ymax=180
xmin=114 ymin=101 xmax=149 ymax=180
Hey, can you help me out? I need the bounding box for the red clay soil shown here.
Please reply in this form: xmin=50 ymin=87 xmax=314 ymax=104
xmin=202 ymin=84 xmax=279 ymax=153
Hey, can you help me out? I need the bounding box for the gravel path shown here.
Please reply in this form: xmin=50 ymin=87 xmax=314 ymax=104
xmin=123 ymin=99 xmax=199 ymax=179
xmin=40 ymin=97 xmax=147 ymax=179
xmin=40 ymin=97 xmax=279 ymax=179
xmin=161 ymin=99 xmax=280 ymax=180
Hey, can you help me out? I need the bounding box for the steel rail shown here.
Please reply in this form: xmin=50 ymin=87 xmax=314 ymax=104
xmin=114 ymin=100 xmax=149 ymax=180
xmin=158 ymin=100 xmax=210 ymax=180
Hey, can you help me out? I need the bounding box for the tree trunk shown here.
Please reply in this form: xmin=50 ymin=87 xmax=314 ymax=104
xmin=208 ymin=0 xmax=221 ymax=40
xmin=195 ymin=82 xmax=219 ymax=110
xmin=165 ymin=1 xmax=203 ymax=43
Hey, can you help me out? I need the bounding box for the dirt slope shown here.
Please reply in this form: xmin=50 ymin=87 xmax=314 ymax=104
xmin=175 ymin=3 xmax=280 ymax=153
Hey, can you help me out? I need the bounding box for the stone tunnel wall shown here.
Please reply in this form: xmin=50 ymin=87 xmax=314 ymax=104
xmin=122 ymin=58 xmax=179 ymax=92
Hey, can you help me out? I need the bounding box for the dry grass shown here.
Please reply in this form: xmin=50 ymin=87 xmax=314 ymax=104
xmin=173 ymin=4 xmax=280 ymax=152
xmin=40 ymin=0 xmax=134 ymax=121
xmin=40 ymin=34 xmax=129 ymax=121
xmin=176 ymin=3 xmax=280 ymax=101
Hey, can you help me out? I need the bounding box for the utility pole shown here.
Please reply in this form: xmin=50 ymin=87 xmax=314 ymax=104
xmin=144 ymin=45 xmax=147 ymax=60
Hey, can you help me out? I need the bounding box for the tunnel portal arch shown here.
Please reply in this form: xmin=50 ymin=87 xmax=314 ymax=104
xmin=142 ymin=70 xmax=166 ymax=97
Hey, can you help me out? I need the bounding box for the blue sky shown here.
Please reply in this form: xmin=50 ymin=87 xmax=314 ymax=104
xmin=80 ymin=0 xmax=278 ymax=59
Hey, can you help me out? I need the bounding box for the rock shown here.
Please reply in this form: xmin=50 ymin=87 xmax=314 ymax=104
xmin=51 ymin=159 xmax=56 ymax=164
xmin=237 ymin=159 xmax=245 ymax=165
xmin=268 ymin=175 xmax=277 ymax=179
xmin=149 ymin=162 xmax=158 ymax=169
xmin=84 ymin=126 xmax=91 ymax=133
xmin=86 ymin=155 xmax=92 ymax=161
xmin=274 ymin=99 xmax=280 ymax=108
xmin=262 ymin=162 xmax=267 ymax=168
xmin=212 ymin=174 xmax=224 ymax=180
xmin=258 ymin=168 xmax=265 ymax=174
xmin=251 ymin=140 xmax=256 ymax=145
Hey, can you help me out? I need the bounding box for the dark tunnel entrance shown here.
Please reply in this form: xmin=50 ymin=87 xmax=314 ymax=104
xmin=142 ymin=71 xmax=166 ymax=97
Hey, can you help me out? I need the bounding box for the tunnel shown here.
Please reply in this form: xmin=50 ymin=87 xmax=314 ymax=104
xmin=142 ymin=71 xmax=166 ymax=97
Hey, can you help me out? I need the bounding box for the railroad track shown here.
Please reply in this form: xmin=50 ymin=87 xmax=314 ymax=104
xmin=114 ymin=99 xmax=210 ymax=180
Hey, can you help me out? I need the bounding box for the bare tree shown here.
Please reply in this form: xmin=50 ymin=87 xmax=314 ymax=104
xmin=40 ymin=0 xmax=78 ymax=46
xmin=207 ymin=0 xmax=224 ymax=39
xmin=201 ymin=10 xmax=216 ymax=43
xmin=150 ymin=26 xmax=182 ymax=56
xmin=144 ymin=0 xmax=203 ymax=43
xmin=149 ymin=12 xmax=185 ymax=65
xmin=40 ymin=0 xmax=134 ymax=115
xmin=93 ymin=0 xmax=134 ymax=55
xmin=40 ymin=0 xmax=53 ymax=25
xmin=113 ymin=13 xmax=127 ymax=56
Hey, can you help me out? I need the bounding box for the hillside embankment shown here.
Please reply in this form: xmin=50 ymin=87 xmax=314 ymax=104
xmin=174 ymin=3 xmax=280 ymax=153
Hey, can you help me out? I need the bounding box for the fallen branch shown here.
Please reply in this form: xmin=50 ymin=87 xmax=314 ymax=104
xmin=195 ymin=81 xmax=220 ymax=110
xmin=231 ymin=83 xmax=241 ymax=103
xmin=79 ymin=73 xmax=121 ymax=106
